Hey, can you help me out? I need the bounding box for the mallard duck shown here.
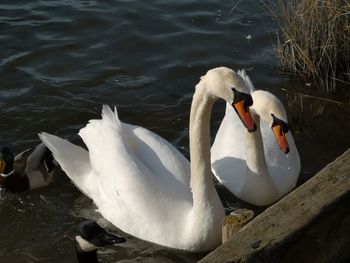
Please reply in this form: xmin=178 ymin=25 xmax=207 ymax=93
xmin=0 ymin=143 xmax=58 ymax=192
xmin=39 ymin=67 xmax=256 ymax=252
xmin=75 ymin=220 xmax=126 ymax=263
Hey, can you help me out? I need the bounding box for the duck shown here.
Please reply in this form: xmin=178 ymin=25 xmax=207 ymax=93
xmin=39 ymin=67 xmax=256 ymax=252
xmin=75 ymin=220 xmax=126 ymax=263
xmin=0 ymin=143 xmax=58 ymax=192
xmin=211 ymin=69 xmax=301 ymax=206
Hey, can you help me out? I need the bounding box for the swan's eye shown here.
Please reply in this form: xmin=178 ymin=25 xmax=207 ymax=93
xmin=245 ymin=95 xmax=253 ymax=107
xmin=271 ymin=114 xmax=289 ymax=133
xmin=282 ymin=124 xmax=289 ymax=133
xmin=231 ymin=88 xmax=253 ymax=108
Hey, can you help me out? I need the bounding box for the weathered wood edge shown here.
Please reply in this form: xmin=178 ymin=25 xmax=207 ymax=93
xmin=199 ymin=148 xmax=350 ymax=263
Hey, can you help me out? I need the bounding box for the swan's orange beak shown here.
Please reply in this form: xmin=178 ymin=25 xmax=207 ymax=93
xmin=232 ymin=100 xmax=256 ymax=132
xmin=272 ymin=125 xmax=290 ymax=154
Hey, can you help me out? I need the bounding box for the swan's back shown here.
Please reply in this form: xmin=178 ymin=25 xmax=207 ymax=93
xmin=41 ymin=106 xmax=204 ymax=250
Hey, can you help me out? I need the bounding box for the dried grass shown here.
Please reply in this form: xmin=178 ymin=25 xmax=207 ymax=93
xmin=269 ymin=0 xmax=350 ymax=92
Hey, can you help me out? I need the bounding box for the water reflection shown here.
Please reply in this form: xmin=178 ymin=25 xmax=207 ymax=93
xmin=282 ymin=79 xmax=350 ymax=183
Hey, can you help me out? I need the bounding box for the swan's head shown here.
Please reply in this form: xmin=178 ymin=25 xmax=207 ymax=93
xmin=198 ymin=67 xmax=256 ymax=132
xmin=252 ymin=90 xmax=290 ymax=154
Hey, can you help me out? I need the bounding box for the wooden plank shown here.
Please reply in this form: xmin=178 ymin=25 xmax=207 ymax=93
xmin=222 ymin=209 xmax=254 ymax=243
xmin=199 ymin=148 xmax=350 ymax=263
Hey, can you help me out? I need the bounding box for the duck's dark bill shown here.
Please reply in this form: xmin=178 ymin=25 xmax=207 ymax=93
xmin=272 ymin=125 xmax=290 ymax=154
xmin=232 ymin=100 xmax=257 ymax=132
xmin=98 ymin=232 xmax=126 ymax=246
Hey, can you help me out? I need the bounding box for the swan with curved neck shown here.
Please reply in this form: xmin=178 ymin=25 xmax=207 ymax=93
xmin=211 ymin=70 xmax=300 ymax=206
xmin=39 ymin=67 xmax=256 ymax=252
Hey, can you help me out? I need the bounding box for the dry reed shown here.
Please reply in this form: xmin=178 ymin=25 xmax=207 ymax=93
xmin=269 ymin=0 xmax=350 ymax=92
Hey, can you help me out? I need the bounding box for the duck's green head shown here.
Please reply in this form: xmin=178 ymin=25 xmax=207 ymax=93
xmin=0 ymin=146 xmax=14 ymax=174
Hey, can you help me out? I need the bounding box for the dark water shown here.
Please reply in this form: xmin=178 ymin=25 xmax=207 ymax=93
xmin=1 ymin=0 xmax=349 ymax=262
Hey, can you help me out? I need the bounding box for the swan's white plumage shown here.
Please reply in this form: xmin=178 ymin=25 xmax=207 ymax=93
xmin=38 ymin=133 xmax=98 ymax=198
xmin=40 ymin=106 xmax=196 ymax=249
xmin=211 ymin=70 xmax=301 ymax=206
xmin=39 ymin=67 xmax=256 ymax=251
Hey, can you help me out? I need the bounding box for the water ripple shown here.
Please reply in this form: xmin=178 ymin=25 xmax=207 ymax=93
xmin=2 ymin=0 xmax=347 ymax=262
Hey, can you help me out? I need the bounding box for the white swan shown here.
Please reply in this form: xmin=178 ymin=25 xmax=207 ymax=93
xmin=211 ymin=70 xmax=301 ymax=206
xmin=39 ymin=67 xmax=256 ymax=252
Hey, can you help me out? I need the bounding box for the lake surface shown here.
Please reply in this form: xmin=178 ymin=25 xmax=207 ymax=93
xmin=1 ymin=0 xmax=349 ymax=262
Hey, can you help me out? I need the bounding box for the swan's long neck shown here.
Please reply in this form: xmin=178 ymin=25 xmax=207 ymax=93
xmin=189 ymin=85 xmax=221 ymax=209
xmin=245 ymin=113 xmax=269 ymax=176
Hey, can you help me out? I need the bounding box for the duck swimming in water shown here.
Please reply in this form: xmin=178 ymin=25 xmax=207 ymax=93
xmin=0 ymin=143 xmax=58 ymax=192
xmin=75 ymin=220 xmax=126 ymax=263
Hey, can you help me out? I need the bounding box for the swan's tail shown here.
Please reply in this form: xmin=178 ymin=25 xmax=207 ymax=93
xmin=238 ymin=69 xmax=255 ymax=93
xmin=79 ymin=105 xmax=122 ymax=139
xmin=38 ymin=132 xmax=99 ymax=199
xmin=102 ymin=105 xmax=121 ymax=127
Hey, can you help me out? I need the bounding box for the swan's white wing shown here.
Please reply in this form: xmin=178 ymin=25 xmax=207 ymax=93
xmin=38 ymin=132 xmax=100 ymax=200
xmin=122 ymin=122 xmax=191 ymax=188
xmin=78 ymin=106 xmax=192 ymax=205
xmin=39 ymin=106 xmax=193 ymax=248
xmin=77 ymin=106 xmax=192 ymax=243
